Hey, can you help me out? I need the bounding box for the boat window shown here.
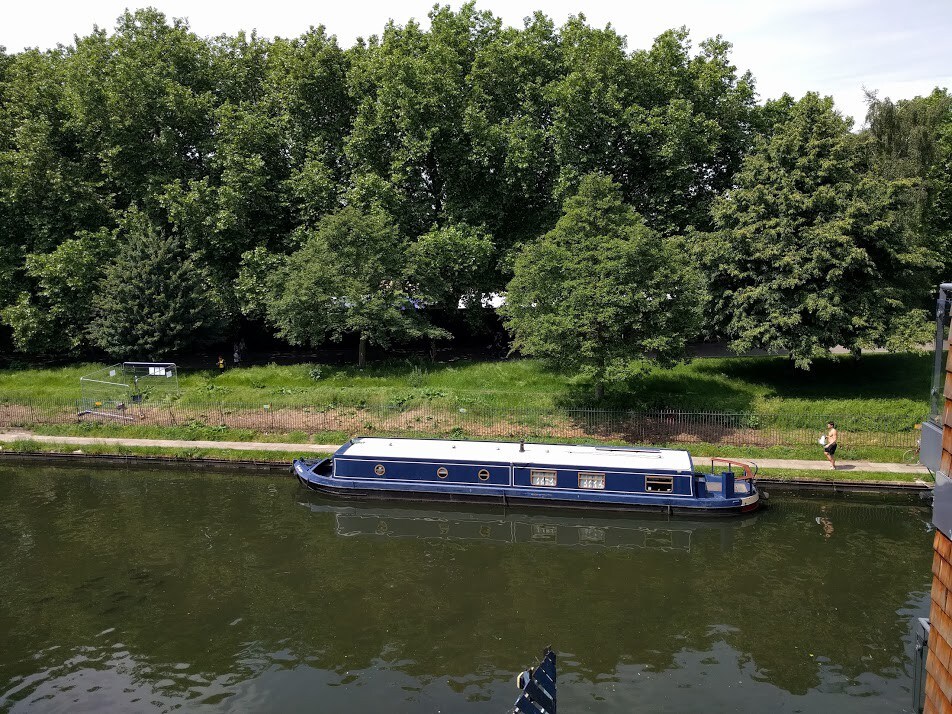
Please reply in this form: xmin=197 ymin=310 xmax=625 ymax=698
xmin=478 ymin=469 xmax=491 ymax=481
xmin=578 ymin=472 xmax=606 ymax=490
xmin=530 ymin=469 xmax=557 ymax=487
xmin=645 ymin=475 xmax=673 ymax=493
xmin=437 ymin=467 xmax=448 ymax=479
xmin=374 ymin=464 xmax=386 ymax=476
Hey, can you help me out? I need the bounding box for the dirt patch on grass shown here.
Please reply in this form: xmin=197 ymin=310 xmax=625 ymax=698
xmin=0 ymin=401 xmax=917 ymax=449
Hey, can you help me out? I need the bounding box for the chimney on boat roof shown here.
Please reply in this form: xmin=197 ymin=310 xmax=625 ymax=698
xmin=519 ymin=440 xmax=525 ymax=453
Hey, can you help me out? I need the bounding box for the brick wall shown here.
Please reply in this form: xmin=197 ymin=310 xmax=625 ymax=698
xmin=927 ymin=531 xmax=952 ymax=712
xmin=925 ymin=347 xmax=952 ymax=713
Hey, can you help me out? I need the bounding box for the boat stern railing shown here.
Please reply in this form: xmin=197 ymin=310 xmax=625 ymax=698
xmin=697 ymin=458 xmax=758 ymax=499
xmin=708 ymin=457 xmax=758 ymax=480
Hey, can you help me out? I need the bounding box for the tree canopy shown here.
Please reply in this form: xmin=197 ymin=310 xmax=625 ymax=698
xmin=700 ymin=93 xmax=937 ymax=367
xmin=500 ymin=173 xmax=703 ymax=397
xmin=0 ymin=6 xmax=948 ymax=375
xmin=88 ymin=211 xmax=223 ymax=359
xmin=263 ymin=206 xmax=446 ymax=366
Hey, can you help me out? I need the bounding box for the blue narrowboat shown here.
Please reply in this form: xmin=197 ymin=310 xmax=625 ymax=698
xmin=293 ymin=437 xmax=760 ymax=515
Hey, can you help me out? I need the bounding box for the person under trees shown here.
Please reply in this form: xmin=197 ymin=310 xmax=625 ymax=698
xmin=499 ymin=173 xmax=704 ymax=401
xmin=698 ymin=92 xmax=937 ymax=368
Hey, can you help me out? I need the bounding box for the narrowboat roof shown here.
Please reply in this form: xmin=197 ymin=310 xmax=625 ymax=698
xmin=338 ymin=437 xmax=694 ymax=473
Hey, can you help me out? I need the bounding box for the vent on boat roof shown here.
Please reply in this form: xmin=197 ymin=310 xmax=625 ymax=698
xmin=594 ymin=446 xmax=664 ymax=453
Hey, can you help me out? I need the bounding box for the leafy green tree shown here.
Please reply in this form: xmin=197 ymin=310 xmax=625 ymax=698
xmin=264 ymin=207 xmax=446 ymax=366
xmin=864 ymin=88 xmax=952 ymax=275
xmin=0 ymin=48 xmax=112 ymax=310
xmin=2 ymin=229 xmax=116 ymax=354
xmin=461 ymin=13 xmax=563 ymax=252
xmin=701 ymin=93 xmax=937 ymax=367
xmin=262 ymin=27 xmax=353 ymax=170
xmin=162 ymin=26 xmax=352 ymax=306
xmin=62 ymin=9 xmax=217 ymax=209
xmin=406 ymin=222 xmax=494 ymax=308
xmin=345 ymin=5 xmax=498 ymax=237
xmin=930 ymin=120 xmax=952 ymax=274
xmin=160 ymin=102 xmax=290 ymax=290
xmin=500 ymin=173 xmax=703 ymax=399
xmin=88 ymin=211 xmax=224 ymax=359
xmin=406 ymin=222 xmax=495 ymax=356
xmin=864 ymin=89 xmax=952 ymax=181
xmin=234 ymin=246 xmax=285 ymax=320
xmin=549 ymin=24 xmax=757 ymax=235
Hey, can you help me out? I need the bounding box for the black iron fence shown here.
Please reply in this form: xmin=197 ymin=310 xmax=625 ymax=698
xmin=0 ymin=397 xmax=921 ymax=449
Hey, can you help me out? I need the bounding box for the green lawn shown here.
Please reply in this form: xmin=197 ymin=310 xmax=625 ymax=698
xmin=0 ymin=439 xmax=327 ymax=463
xmin=0 ymin=352 xmax=933 ymax=418
xmin=752 ymin=467 xmax=927 ymax=483
xmin=0 ymin=353 xmax=931 ymax=460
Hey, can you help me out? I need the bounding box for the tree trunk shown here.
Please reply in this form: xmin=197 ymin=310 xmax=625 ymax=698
xmin=358 ymin=333 xmax=368 ymax=368
xmin=429 ymin=336 xmax=437 ymax=361
xmin=595 ymin=382 xmax=605 ymax=402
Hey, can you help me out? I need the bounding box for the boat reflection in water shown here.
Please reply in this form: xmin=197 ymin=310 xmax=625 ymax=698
xmin=298 ymin=494 xmax=760 ymax=553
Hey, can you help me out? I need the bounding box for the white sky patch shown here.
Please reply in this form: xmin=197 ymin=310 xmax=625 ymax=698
xmin=2 ymin=0 xmax=949 ymax=125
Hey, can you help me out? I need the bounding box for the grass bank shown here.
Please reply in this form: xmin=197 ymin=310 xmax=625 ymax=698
xmin=0 ymin=352 xmax=931 ymax=417
xmin=0 ymin=353 xmax=930 ymax=458
xmin=752 ymin=468 xmax=928 ymax=484
xmin=0 ymin=439 xmax=327 ymax=463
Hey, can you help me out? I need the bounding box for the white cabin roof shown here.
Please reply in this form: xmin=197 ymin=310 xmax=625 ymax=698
xmin=340 ymin=437 xmax=694 ymax=473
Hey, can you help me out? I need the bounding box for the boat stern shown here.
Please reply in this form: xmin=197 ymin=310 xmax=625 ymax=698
xmin=697 ymin=458 xmax=761 ymax=513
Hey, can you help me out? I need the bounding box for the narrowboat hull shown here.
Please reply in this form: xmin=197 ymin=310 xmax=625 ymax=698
xmin=293 ymin=437 xmax=761 ymax=516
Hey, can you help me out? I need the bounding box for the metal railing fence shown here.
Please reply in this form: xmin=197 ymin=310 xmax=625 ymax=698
xmin=0 ymin=397 xmax=921 ymax=449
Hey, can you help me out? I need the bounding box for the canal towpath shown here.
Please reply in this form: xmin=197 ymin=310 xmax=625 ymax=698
xmin=0 ymin=430 xmax=931 ymax=475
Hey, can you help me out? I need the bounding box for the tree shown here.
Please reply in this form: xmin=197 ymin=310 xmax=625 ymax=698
xmin=700 ymin=93 xmax=938 ymax=367
xmin=406 ymin=222 xmax=494 ymax=308
xmin=499 ymin=173 xmax=703 ymax=399
xmin=864 ymin=89 xmax=952 ymax=275
xmin=62 ymin=9 xmax=217 ymax=209
xmin=461 ymin=12 xmax=563 ymax=252
xmin=345 ymin=5 xmax=500 ymax=238
xmin=0 ymin=48 xmax=113 ymax=312
xmin=88 ymin=211 xmax=223 ymax=359
xmin=406 ymin=222 xmax=494 ymax=356
xmin=264 ymin=206 xmax=446 ymax=366
xmin=2 ymin=229 xmax=116 ymax=354
xmin=549 ymin=24 xmax=757 ymax=235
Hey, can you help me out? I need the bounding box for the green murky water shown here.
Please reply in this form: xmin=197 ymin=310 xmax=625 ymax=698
xmin=0 ymin=464 xmax=934 ymax=712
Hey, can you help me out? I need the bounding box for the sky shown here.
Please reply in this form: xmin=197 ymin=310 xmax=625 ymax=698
xmin=2 ymin=0 xmax=950 ymax=125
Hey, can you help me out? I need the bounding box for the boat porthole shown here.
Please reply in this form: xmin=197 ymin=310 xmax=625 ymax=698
xmin=478 ymin=469 xmax=490 ymax=481
xmin=437 ymin=467 xmax=448 ymax=479
xmin=374 ymin=464 xmax=386 ymax=476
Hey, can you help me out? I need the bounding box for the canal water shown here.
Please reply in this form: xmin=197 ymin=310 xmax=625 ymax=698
xmin=0 ymin=464 xmax=933 ymax=713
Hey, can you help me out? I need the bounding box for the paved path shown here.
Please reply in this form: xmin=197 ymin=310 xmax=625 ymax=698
xmin=0 ymin=430 xmax=930 ymax=475
xmin=692 ymin=455 xmax=928 ymax=474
